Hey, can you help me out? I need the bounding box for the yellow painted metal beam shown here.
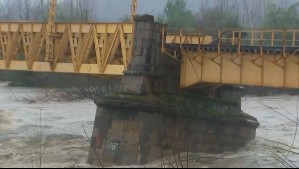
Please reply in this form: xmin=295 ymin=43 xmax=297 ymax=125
xmin=165 ymin=34 xmax=213 ymax=45
xmin=0 ymin=60 xmax=125 ymax=75
xmin=46 ymin=0 xmax=57 ymax=62
xmin=180 ymin=51 xmax=299 ymax=89
xmin=131 ymin=0 xmax=137 ymax=22
xmin=0 ymin=22 xmax=134 ymax=76
xmin=1 ymin=22 xmax=299 ymax=89
xmin=164 ymin=28 xmax=299 ymax=89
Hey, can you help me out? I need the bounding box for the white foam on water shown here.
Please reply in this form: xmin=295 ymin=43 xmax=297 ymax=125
xmin=0 ymin=109 xmax=14 ymax=131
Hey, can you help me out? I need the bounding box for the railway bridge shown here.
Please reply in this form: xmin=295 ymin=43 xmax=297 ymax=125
xmin=1 ymin=22 xmax=299 ymax=89
xmin=0 ymin=0 xmax=298 ymax=167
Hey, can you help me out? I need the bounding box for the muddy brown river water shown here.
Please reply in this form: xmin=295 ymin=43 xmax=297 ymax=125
xmin=0 ymin=83 xmax=298 ymax=168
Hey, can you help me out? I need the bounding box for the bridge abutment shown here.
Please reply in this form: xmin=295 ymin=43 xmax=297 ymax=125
xmin=87 ymin=15 xmax=259 ymax=167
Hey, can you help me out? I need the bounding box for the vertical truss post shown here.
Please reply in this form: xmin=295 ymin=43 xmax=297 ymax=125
xmin=130 ymin=0 xmax=137 ymax=22
xmin=46 ymin=0 xmax=56 ymax=62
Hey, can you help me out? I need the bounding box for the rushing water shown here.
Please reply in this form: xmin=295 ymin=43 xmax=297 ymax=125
xmin=0 ymin=82 xmax=298 ymax=168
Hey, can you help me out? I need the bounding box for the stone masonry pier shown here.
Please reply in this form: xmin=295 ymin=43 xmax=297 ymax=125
xmin=87 ymin=15 xmax=260 ymax=167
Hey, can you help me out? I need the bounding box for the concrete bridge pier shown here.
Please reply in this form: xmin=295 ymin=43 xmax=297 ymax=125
xmin=87 ymin=15 xmax=259 ymax=167
xmin=217 ymin=85 xmax=244 ymax=112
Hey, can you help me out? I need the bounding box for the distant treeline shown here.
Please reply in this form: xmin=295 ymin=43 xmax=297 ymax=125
xmin=0 ymin=0 xmax=96 ymax=22
xmin=0 ymin=0 xmax=298 ymax=29
xmin=157 ymin=0 xmax=299 ymax=29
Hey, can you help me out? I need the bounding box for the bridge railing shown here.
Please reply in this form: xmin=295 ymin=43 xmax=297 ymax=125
xmin=229 ymin=29 xmax=299 ymax=47
xmin=164 ymin=27 xmax=299 ymax=48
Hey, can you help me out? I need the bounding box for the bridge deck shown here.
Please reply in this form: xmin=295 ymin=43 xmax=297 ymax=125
xmin=0 ymin=22 xmax=299 ymax=89
xmin=180 ymin=44 xmax=299 ymax=55
xmin=166 ymin=43 xmax=299 ymax=53
xmin=178 ymin=44 xmax=299 ymax=89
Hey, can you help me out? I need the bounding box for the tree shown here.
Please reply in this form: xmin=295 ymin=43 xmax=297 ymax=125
xmin=160 ymin=0 xmax=196 ymax=28
xmin=196 ymin=0 xmax=241 ymax=29
xmin=263 ymin=2 xmax=299 ymax=29
xmin=56 ymin=0 xmax=95 ymax=22
xmin=17 ymin=0 xmax=31 ymax=20
xmin=16 ymin=0 xmax=49 ymax=21
xmin=119 ymin=15 xmax=130 ymax=22
xmin=238 ymin=0 xmax=266 ymax=29
xmin=261 ymin=2 xmax=299 ymax=46
xmin=0 ymin=0 xmax=10 ymax=20
xmin=0 ymin=0 xmax=15 ymax=20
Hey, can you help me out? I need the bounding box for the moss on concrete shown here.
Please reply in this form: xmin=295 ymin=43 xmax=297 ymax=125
xmin=95 ymin=92 xmax=259 ymax=128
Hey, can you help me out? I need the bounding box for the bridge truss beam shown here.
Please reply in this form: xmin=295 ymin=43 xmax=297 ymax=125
xmin=0 ymin=22 xmax=133 ymax=75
